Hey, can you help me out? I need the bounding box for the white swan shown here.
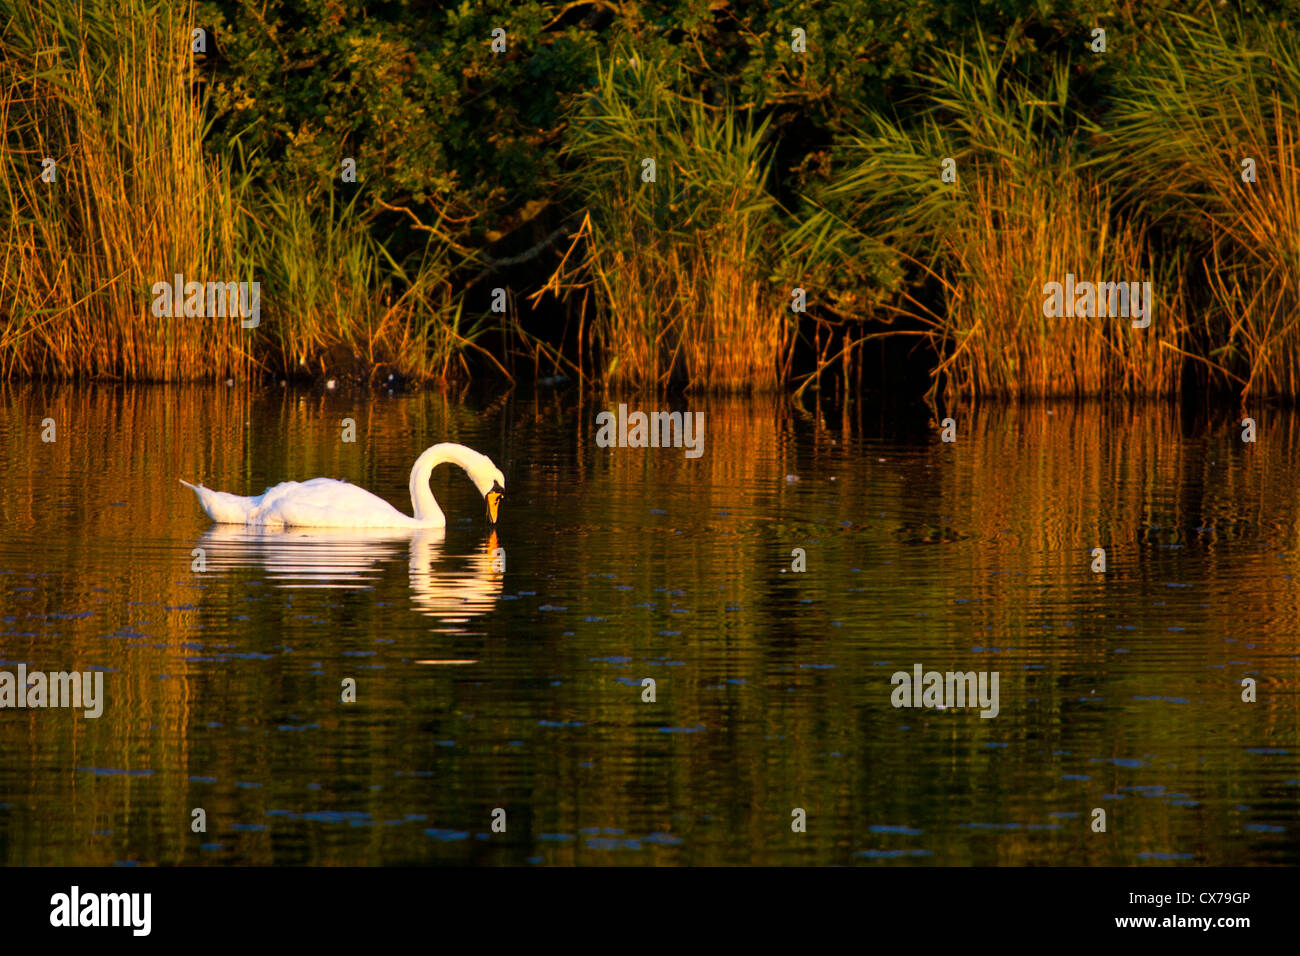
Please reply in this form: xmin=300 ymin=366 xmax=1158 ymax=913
xmin=181 ymin=442 xmax=505 ymax=529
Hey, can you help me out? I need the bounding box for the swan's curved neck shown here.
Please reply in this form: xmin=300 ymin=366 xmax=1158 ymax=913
xmin=409 ymin=444 xmax=485 ymax=525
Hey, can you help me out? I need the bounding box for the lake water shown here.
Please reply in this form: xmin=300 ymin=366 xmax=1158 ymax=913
xmin=1 ymin=384 xmax=1297 ymax=865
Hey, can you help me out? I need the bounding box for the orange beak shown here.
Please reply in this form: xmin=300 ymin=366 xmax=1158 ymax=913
xmin=486 ymin=490 xmax=502 ymax=525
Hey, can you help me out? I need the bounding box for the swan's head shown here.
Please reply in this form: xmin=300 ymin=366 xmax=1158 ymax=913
xmin=485 ymin=481 xmax=504 ymax=525
xmin=419 ymin=443 xmax=505 ymax=526
xmin=467 ymin=459 xmax=505 ymax=526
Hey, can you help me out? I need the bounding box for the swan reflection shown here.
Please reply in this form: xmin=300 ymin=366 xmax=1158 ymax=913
xmin=195 ymin=526 xmax=502 ymax=626
xmin=407 ymin=530 xmax=503 ymax=625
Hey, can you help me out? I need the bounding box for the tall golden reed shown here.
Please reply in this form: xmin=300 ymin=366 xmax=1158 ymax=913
xmin=555 ymin=52 xmax=792 ymax=391
xmin=0 ymin=0 xmax=251 ymax=380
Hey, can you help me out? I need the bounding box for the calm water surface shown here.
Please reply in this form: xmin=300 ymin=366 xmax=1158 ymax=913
xmin=1 ymin=384 xmax=1297 ymax=864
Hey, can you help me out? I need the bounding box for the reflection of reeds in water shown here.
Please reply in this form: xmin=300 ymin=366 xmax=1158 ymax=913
xmin=938 ymin=403 xmax=1300 ymax=593
xmin=0 ymin=386 xmax=206 ymax=862
xmin=932 ymin=404 xmax=1300 ymax=786
xmin=7 ymin=387 xmax=1299 ymax=863
xmin=520 ymin=398 xmax=1300 ymax=862
xmin=513 ymin=394 xmax=835 ymax=859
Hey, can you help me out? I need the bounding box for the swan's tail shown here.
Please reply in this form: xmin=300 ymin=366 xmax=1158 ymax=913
xmin=180 ymin=479 xmax=255 ymax=524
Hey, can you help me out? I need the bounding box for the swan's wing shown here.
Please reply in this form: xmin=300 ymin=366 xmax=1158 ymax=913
xmin=249 ymin=478 xmax=411 ymax=528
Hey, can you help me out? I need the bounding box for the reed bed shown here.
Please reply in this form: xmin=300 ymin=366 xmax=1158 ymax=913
xmin=920 ymin=166 xmax=1183 ymax=401
xmin=244 ymin=182 xmax=476 ymax=384
xmin=0 ymin=0 xmax=252 ymax=380
xmin=792 ymin=43 xmax=1185 ymax=403
xmin=1105 ymin=14 xmax=1300 ymax=401
xmin=556 ymin=52 xmax=791 ymax=391
xmin=3 ymin=2 xmax=1299 ymax=400
xmin=0 ymin=0 xmax=473 ymax=384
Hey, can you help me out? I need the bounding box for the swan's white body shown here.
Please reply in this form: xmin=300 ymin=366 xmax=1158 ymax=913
xmin=181 ymin=443 xmax=505 ymax=529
